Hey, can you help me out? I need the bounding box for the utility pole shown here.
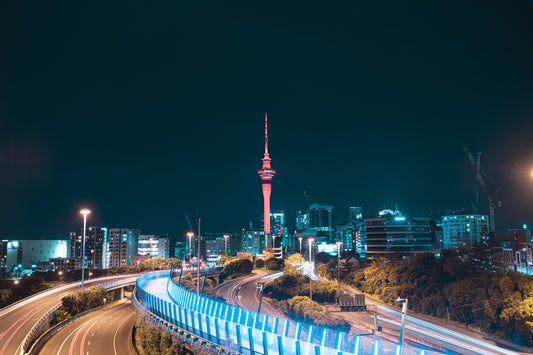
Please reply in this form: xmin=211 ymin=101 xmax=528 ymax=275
xmin=197 ymin=218 xmax=201 ymax=295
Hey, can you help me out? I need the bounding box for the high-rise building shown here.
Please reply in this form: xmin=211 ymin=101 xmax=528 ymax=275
xmin=349 ymin=206 xmax=363 ymax=224
xmin=365 ymin=210 xmax=434 ymax=256
xmin=0 ymin=240 xmax=7 ymax=277
xmin=138 ymin=234 xmax=169 ymax=259
xmin=346 ymin=206 xmax=365 ymax=256
xmin=238 ymin=229 xmax=265 ymax=256
xmin=70 ymin=227 xmax=108 ymax=269
xmin=270 ymin=210 xmax=285 ymax=247
xmin=258 ymin=113 xmax=276 ymax=237
xmin=108 ymin=228 xmax=138 ymax=267
xmin=296 ymin=210 xmax=309 ymax=232
xmin=309 ymin=203 xmax=335 ymax=242
xmin=336 ymin=222 xmax=355 ymax=252
xmin=442 ymin=215 xmax=489 ymax=249
xmin=174 ymin=241 xmax=187 ymax=260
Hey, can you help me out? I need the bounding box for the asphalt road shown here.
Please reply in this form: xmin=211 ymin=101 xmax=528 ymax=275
xmin=0 ymin=275 xmax=135 ymax=355
xmin=39 ymin=300 xmax=136 ymax=355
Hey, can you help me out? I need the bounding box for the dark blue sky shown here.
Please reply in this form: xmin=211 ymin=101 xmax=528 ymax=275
xmin=1 ymin=1 xmax=533 ymax=242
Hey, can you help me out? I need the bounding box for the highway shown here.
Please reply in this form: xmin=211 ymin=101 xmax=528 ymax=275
xmin=0 ymin=275 xmax=136 ymax=355
xmin=305 ymin=268 xmax=525 ymax=355
xmin=220 ymin=267 xmax=525 ymax=355
xmin=39 ymin=299 xmax=136 ymax=355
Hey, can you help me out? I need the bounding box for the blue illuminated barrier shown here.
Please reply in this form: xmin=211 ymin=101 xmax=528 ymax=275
xmin=135 ymin=271 xmax=427 ymax=355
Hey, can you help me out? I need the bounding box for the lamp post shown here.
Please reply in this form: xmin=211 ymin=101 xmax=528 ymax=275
xmin=223 ymin=234 xmax=229 ymax=255
xmin=298 ymin=237 xmax=303 ymax=273
xmin=272 ymin=234 xmax=277 ymax=249
xmin=308 ymin=238 xmax=314 ymax=306
xmin=187 ymin=232 xmax=193 ymax=263
xmin=396 ymin=298 xmax=408 ymax=349
xmin=336 ymin=241 xmax=342 ymax=287
xmin=80 ymin=208 xmax=91 ymax=290
xmin=197 ymin=218 xmax=201 ymax=295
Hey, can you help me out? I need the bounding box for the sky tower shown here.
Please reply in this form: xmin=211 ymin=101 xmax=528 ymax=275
xmin=258 ymin=113 xmax=276 ymax=238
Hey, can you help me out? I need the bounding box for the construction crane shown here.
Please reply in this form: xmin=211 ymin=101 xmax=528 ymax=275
xmin=304 ymin=191 xmax=311 ymax=209
xmin=464 ymin=147 xmax=502 ymax=235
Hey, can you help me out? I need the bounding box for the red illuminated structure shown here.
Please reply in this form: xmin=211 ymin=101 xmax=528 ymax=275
xmin=258 ymin=113 xmax=276 ymax=239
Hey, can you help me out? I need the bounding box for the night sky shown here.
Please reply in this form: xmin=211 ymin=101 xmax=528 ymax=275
xmin=2 ymin=1 xmax=533 ymax=244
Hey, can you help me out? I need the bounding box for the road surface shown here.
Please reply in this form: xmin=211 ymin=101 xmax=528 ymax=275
xmin=0 ymin=275 xmax=136 ymax=355
xmin=39 ymin=299 xmax=136 ymax=355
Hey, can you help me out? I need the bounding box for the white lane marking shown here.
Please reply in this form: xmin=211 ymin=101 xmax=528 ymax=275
xmin=113 ymin=312 xmax=134 ymax=355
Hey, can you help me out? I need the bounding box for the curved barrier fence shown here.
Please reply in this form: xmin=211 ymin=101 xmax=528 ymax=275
xmin=135 ymin=271 xmax=428 ymax=355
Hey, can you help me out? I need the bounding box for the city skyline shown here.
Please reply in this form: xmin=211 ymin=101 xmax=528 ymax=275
xmin=1 ymin=2 xmax=533 ymax=240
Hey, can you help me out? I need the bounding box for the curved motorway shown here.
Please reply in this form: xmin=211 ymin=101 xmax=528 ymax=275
xmin=39 ymin=300 xmax=136 ymax=355
xmin=0 ymin=275 xmax=136 ymax=355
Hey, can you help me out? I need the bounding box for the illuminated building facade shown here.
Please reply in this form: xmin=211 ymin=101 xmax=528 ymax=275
xmin=108 ymin=228 xmax=139 ymax=267
xmin=270 ymin=210 xmax=285 ymax=247
xmin=239 ymin=229 xmax=265 ymax=256
xmin=442 ymin=215 xmax=488 ymax=249
xmin=138 ymin=234 xmax=169 ymax=259
xmin=309 ymin=203 xmax=335 ymax=242
xmin=296 ymin=210 xmax=309 ymax=231
xmin=365 ymin=210 xmax=434 ymax=256
xmin=0 ymin=240 xmax=6 ymax=276
xmin=70 ymin=227 xmax=108 ymax=269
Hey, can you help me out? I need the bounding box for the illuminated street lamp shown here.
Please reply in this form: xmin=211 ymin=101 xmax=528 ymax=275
xmin=80 ymin=208 xmax=91 ymax=290
xmin=396 ymin=298 xmax=408 ymax=349
xmin=223 ymin=234 xmax=229 ymax=255
xmin=187 ymin=232 xmax=194 ymax=262
xmin=336 ymin=241 xmax=342 ymax=287
xmin=308 ymin=238 xmax=314 ymax=306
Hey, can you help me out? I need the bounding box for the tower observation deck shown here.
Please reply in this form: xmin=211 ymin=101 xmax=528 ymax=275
xmin=258 ymin=113 xmax=276 ymax=237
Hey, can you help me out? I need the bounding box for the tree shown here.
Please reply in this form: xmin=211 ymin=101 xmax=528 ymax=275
xmin=266 ymin=257 xmax=285 ymax=271
xmin=287 ymin=253 xmax=304 ymax=265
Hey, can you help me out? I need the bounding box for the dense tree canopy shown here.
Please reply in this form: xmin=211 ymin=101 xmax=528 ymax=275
xmin=346 ymin=249 xmax=533 ymax=346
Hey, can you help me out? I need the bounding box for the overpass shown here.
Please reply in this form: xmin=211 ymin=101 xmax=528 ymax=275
xmin=134 ymin=270 xmax=430 ymax=355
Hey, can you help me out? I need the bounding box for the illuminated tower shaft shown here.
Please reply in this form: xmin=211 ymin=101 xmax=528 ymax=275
xmin=258 ymin=113 xmax=276 ymax=237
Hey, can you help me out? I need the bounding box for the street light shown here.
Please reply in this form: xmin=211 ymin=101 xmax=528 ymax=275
xmin=223 ymin=234 xmax=229 ymax=256
xmin=308 ymin=238 xmax=314 ymax=306
xmin=187 ymin=232 xmax=194 ymax=262
xmin=272 ymin=234 xmax=277 ymax=249
xmin=336 ymin=241 xmax=342 ymax=287
xmin=80 ymin=208 xmax=91 ymax=290
xmin=396 ymin=298 xmax=408 ymax=349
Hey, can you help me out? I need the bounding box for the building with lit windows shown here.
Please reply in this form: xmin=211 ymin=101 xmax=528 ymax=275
xmin=296 ymin=210 xmax=309 ymax=232
xmin=270 ymin=210 xmax=285 ymax=247
xmin=238 ymin=229 xmax=265 ymax=256
xmin=336 ymin=222 xmax=355 ymax=251
xmin=138 ymin=234 xmax=169 ymax=259
xmin=365 ymin=210 xmax=434 ymax=256
xmin=442 ymin=215 xmax=488 ymax=249
xmin=108 ymin=228 xmax=138 ymax=267
xmin=174 ymin=241 xmax=187 ymax=260
xmin=0 ymin=240 xmax=7 ymax=276
xmin=309 ymin=203 xmax=335 ymax=242
xmin=70 ymin=227 xmax=108 ymax=269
